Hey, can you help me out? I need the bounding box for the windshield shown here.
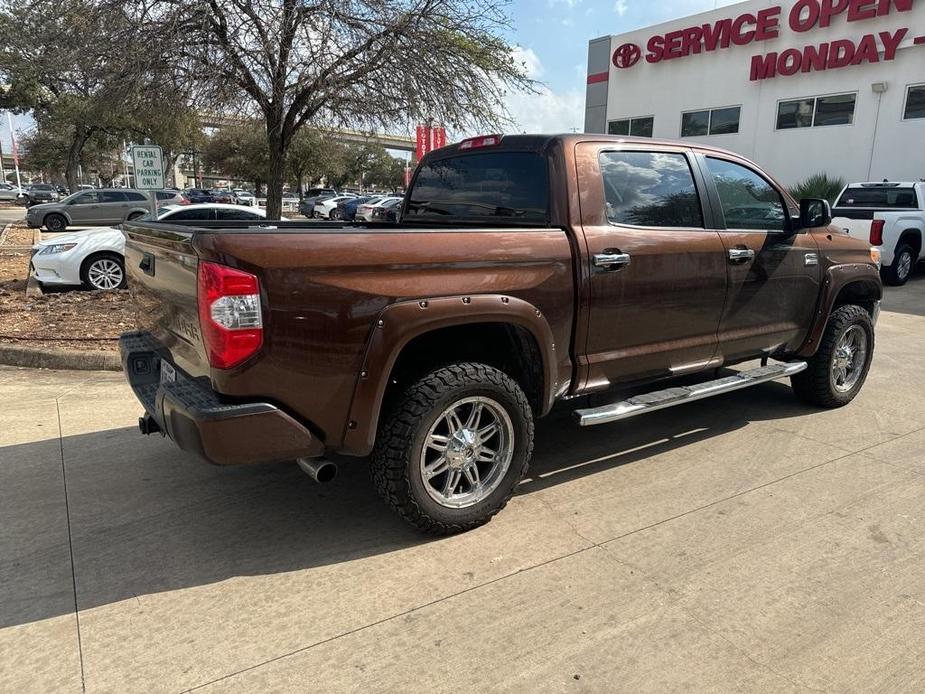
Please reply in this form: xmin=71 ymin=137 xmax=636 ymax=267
xmin=406 ymin=151 xmax=548 ymax=224
xmin=836 ymin=187 xmax=919 ymax=209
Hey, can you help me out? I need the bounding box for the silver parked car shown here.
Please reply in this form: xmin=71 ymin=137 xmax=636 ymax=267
xmin=25 ymin=188 xmax=182 ymax=232
xmin=0 ymin=183 xmax=24 ymax=202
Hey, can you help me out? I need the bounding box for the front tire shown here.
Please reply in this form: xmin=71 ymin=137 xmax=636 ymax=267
xmin=44 ymin=213 xmax=67 ymax=232
xmin=882 ymin=244 xmax=916 ymax=286
xmin=371 ymin=363 xmax=534 ymax=535
xmin=81 ymin=253 xmax=126 ymax=291
xmin=791 ymin=304 xmax=874 ymax=408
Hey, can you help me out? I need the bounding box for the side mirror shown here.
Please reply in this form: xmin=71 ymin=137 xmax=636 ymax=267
xmin=799 ymin=198 xmax=832 ymax=229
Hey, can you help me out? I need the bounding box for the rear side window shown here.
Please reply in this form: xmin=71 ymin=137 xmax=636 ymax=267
xmin=216 ymin=208 xmax=263 ymax=220
xmin=126 ymin=191 xmax=148 ymax=201
xmin=154 ymin=191 xmax=174 ymax=200
xmin=835 ymin=187 xmax=918 ymax=209
xmin=599 ymin=151 xmax=703 ymax=228
xmin=406 ymin=152 xmax=548 ymax=223
xmin=706 ymin=158 xmax=786 ymax=231
xmin=164 ymin=208 xmax=215 ymax=221
xmin=101 ymin=191 xmax=127 ymax=203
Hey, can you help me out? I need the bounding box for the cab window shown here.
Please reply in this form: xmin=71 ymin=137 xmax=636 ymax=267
xmin=705 ymin=158 xmax=787 ymax=232
xmin=599 ymin=151 xmax=703 ymax=228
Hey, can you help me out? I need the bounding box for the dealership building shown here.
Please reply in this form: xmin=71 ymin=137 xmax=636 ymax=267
xmin=584 ymin=0 xmax=925 ymax=184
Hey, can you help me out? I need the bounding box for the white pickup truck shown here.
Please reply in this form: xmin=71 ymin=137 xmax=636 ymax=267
xmin=832 ymin=181 xmax=925 ymax=286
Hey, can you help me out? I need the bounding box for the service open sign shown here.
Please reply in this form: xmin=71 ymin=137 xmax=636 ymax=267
xmin=611 ymin=0 xmax=922 ymax=82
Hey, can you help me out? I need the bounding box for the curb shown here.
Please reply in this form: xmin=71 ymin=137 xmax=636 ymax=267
xmin=0 ymin=344 xmax=122 ymax=371
xmin=24 ymin=226 xmax=43 ymax=297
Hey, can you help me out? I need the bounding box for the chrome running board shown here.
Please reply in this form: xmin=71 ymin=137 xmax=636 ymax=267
xmin=574 ymin=361 xmax=807 ymax=427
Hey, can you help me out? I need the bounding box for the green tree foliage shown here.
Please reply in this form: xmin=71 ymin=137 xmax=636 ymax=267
xmin=20 ymin=118 xmax=123 ymax=185
xmin=202 ymin=122 xmax=270 ymax=190
xmin=0 ymin=0 xmax=179 ymax=190
xmin=326 ymin=142 xmax=406 ymax=191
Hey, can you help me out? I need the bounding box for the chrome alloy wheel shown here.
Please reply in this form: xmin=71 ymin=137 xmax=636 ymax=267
xmin=832 ymin=325 xmax=868 ymax=393
xmin=896 ymin=250 xmax=913 ymax=282
xmin=87 ymin=258 xmax=123 ymax=290
xmin=419 ymin=396 xmax=514 ymax=509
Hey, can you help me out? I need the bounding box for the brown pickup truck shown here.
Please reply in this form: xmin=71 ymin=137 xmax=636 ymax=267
xmin=120 ymin=134 xmax=882 ymax=534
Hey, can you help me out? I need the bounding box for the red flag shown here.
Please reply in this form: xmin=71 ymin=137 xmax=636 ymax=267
xmin=432 ymin=127 xmax=446 ymax=150
xmin=416 ymin=125 xmax=428 ymax=161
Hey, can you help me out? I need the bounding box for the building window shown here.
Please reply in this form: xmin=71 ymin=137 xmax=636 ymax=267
xmin=599 ymin=151 xmax=703 ymax=228
xmin=607 ymin=116 xmax=654 ymax=138
xmin=777 ymin=93 xmax=856 ymax=129
xmin=904 ymin=85 xmax=925 ymax=120
xmin=681 ymin=107 xmax=741 ymax=137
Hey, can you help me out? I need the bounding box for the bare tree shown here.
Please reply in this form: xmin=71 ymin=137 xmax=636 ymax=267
xmin=148 ymin=0 xmax=534 ymax=218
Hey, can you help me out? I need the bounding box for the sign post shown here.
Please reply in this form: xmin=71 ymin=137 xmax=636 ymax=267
xmin=131 ymin=144 xmax=165 ymax=218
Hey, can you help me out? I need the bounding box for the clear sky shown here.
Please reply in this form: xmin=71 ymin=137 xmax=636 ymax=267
xmin=502 ymin=0 xmax=742 ymax=133
xmin=1 ymin=0 xmax=743 ymax=152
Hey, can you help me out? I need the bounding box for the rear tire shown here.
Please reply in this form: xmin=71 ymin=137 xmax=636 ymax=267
xmin=882 ymin=244 xmax=916 ymax=286
xmin=791 ymin=304 xmax=874 ymax=408
xmin=44 ymin=213 xmax=67 ymax=232
xmin=127 ymin=211 xmax=145 ymax=221
xmin=371 ymin=363 xmax=534 ymax=535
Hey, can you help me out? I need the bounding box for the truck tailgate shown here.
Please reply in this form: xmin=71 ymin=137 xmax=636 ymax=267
xmin=122 ymin=223 xmax=209 ymax=378
xmin=832 ymin=215 xmax=872 ymax=240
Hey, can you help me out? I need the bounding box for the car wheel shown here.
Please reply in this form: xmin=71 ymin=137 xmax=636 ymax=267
xmin=81 ymin=253 xmax=126 ymax=291
xmin=371 ymin=363 xmax=534 ymax=535
xmin=791 ymin=304 xmax=874 ymax=408
xmin=126 ymin=211 xmax=145 ymax=221
xmin=882 ymin=244 xmax=916 ymax=286
xmin=44 ymin=213 xmax=67 ymax=232
xmin=329 ymin=209 xmax=340 ymax=220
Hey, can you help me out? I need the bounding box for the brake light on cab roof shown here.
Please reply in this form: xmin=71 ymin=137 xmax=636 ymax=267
xmin=458 ymin=134 xmax=503 ymax=150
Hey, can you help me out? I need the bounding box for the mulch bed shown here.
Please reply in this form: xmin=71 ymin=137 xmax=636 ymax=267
xmin=0 ymin=223 xmax=133 ymax=353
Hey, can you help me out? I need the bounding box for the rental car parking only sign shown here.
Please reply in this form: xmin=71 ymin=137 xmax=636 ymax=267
xmin=131 ymin=145 xmax=165 ymax=189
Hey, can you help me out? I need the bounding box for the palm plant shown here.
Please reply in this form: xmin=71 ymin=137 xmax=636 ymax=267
xmin=789 ymin=173 xmax=846 ymax=205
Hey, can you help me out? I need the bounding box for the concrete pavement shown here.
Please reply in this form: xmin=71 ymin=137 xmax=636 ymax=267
xmin=2 ymin=274 xmax=925 ymax=693
xmin=0 ymin=206 xmax=25 ymax=226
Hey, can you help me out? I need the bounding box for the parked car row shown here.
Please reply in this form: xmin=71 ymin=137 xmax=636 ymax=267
xmin=25 ymin=188 xmax=186 ymax=232
xmin=30 ymin=203 xmax=277 ymax=291
xmin=298 ymin=189 xmax=404 ymax=221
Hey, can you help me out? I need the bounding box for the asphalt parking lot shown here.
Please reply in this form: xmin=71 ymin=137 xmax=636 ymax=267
xmin=3 ymin=273 xmax=925 ymax=693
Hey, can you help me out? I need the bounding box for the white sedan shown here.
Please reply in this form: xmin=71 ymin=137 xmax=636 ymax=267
xmin=356 ymin=196 xmax=403 ymax=222
xmin=313 ymin=194 xmax=357 ymax=219
xmin=30 ymin=204 xmax=275 ymax=291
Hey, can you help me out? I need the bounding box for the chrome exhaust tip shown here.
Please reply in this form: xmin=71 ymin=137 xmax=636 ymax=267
xmin=297 ymin=457 xmax=337 ymax=484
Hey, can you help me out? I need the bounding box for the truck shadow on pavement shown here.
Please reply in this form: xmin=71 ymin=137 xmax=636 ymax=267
xmin=1 ymin=380 xmax=814 ymax=629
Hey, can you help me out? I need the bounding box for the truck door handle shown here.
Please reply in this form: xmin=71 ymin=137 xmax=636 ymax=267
xmin=727 ymin=248 xmax=755 ymax=263
xmin=593 ymin=252 xmax=631 ymax=269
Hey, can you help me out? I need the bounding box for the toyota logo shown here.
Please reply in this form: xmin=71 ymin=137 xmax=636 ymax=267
xmin=612 ymin=42 xmax=642 ymax=69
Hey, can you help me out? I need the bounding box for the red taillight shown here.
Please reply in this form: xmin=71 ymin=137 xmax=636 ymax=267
xmin=870 ymin=219 xmax=885 ymax=246
xmin=179 ymin=196 xmax=191 ymax=205
xmin=458 ymin=134 xmax=503 ymax=150
xmin=197 ymin=261 xmax=263 ymax=369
